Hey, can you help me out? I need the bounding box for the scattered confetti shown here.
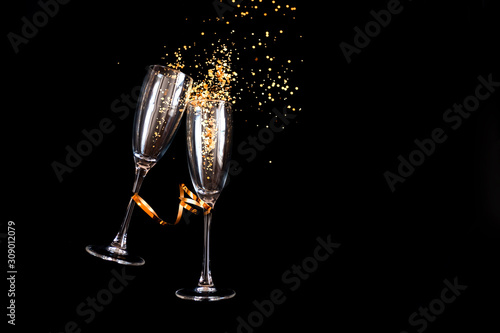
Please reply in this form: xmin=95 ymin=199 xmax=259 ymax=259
xmin=161 ymin=0 xmax=303 ymax=129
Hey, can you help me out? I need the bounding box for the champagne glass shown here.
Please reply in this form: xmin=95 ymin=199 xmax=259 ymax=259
xmin=176 ymin=99 xmax=235 ymax=301
xmin=86 ymin=65 xmax=193 ymax=266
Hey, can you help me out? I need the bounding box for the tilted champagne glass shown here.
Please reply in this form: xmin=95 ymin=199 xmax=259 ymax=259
xmin=176 ymin=99 xmax=235 ymax=301
xmin=86 ymin=65 xmax=193 ymax=266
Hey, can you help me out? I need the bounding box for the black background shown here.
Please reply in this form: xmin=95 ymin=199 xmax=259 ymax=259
xmin=3 ymin=0 xmax=500 ymax=332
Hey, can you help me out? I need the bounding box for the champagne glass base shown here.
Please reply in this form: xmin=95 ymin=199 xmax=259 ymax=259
xmin=175 ymin=287 xmax=235 ymax=301
xmin=85 ymin=245 xmax=145 ymax=266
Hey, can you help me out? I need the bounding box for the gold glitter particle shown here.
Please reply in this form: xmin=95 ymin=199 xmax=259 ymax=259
xmin=160 ymin=1 xmax=303 ymax=114
xmin=198 ymin=105 xmax=219 ymax=175
xmin=191 ymin=43 xmax=235 ymax=102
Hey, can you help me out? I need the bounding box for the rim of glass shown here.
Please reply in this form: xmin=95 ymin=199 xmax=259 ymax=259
xmin=187 ymin=99 xmax=232 ymax=104
xmin=148 ymin=64 xmax=193 ymax=82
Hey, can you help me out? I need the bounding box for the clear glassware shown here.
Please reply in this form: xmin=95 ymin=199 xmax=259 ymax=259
xmin=176 ymin=100 xmax=235 ymax=301
xmin=86 ymin=65 xmax=193 ymax=266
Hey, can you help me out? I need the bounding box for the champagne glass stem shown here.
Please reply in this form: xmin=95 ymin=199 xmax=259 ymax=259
xmin=110 ymin=166 xmax=148 ymax=251
xmin=198 ymin=208 xmax=214 ymax=288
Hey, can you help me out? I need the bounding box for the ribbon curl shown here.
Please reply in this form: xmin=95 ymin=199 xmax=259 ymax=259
xmin=132 ymin=184 xmax=211 ymax=226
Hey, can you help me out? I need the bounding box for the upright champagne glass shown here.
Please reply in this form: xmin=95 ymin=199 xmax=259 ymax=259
xmin=176 ymin=99 xmax=235 ymax=301
xmin=86 ymin=65 xmax=193 ymax=266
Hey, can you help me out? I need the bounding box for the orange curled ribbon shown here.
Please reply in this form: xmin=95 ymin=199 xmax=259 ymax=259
xmin=132 ymin=184 xmax=212 ymax=226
